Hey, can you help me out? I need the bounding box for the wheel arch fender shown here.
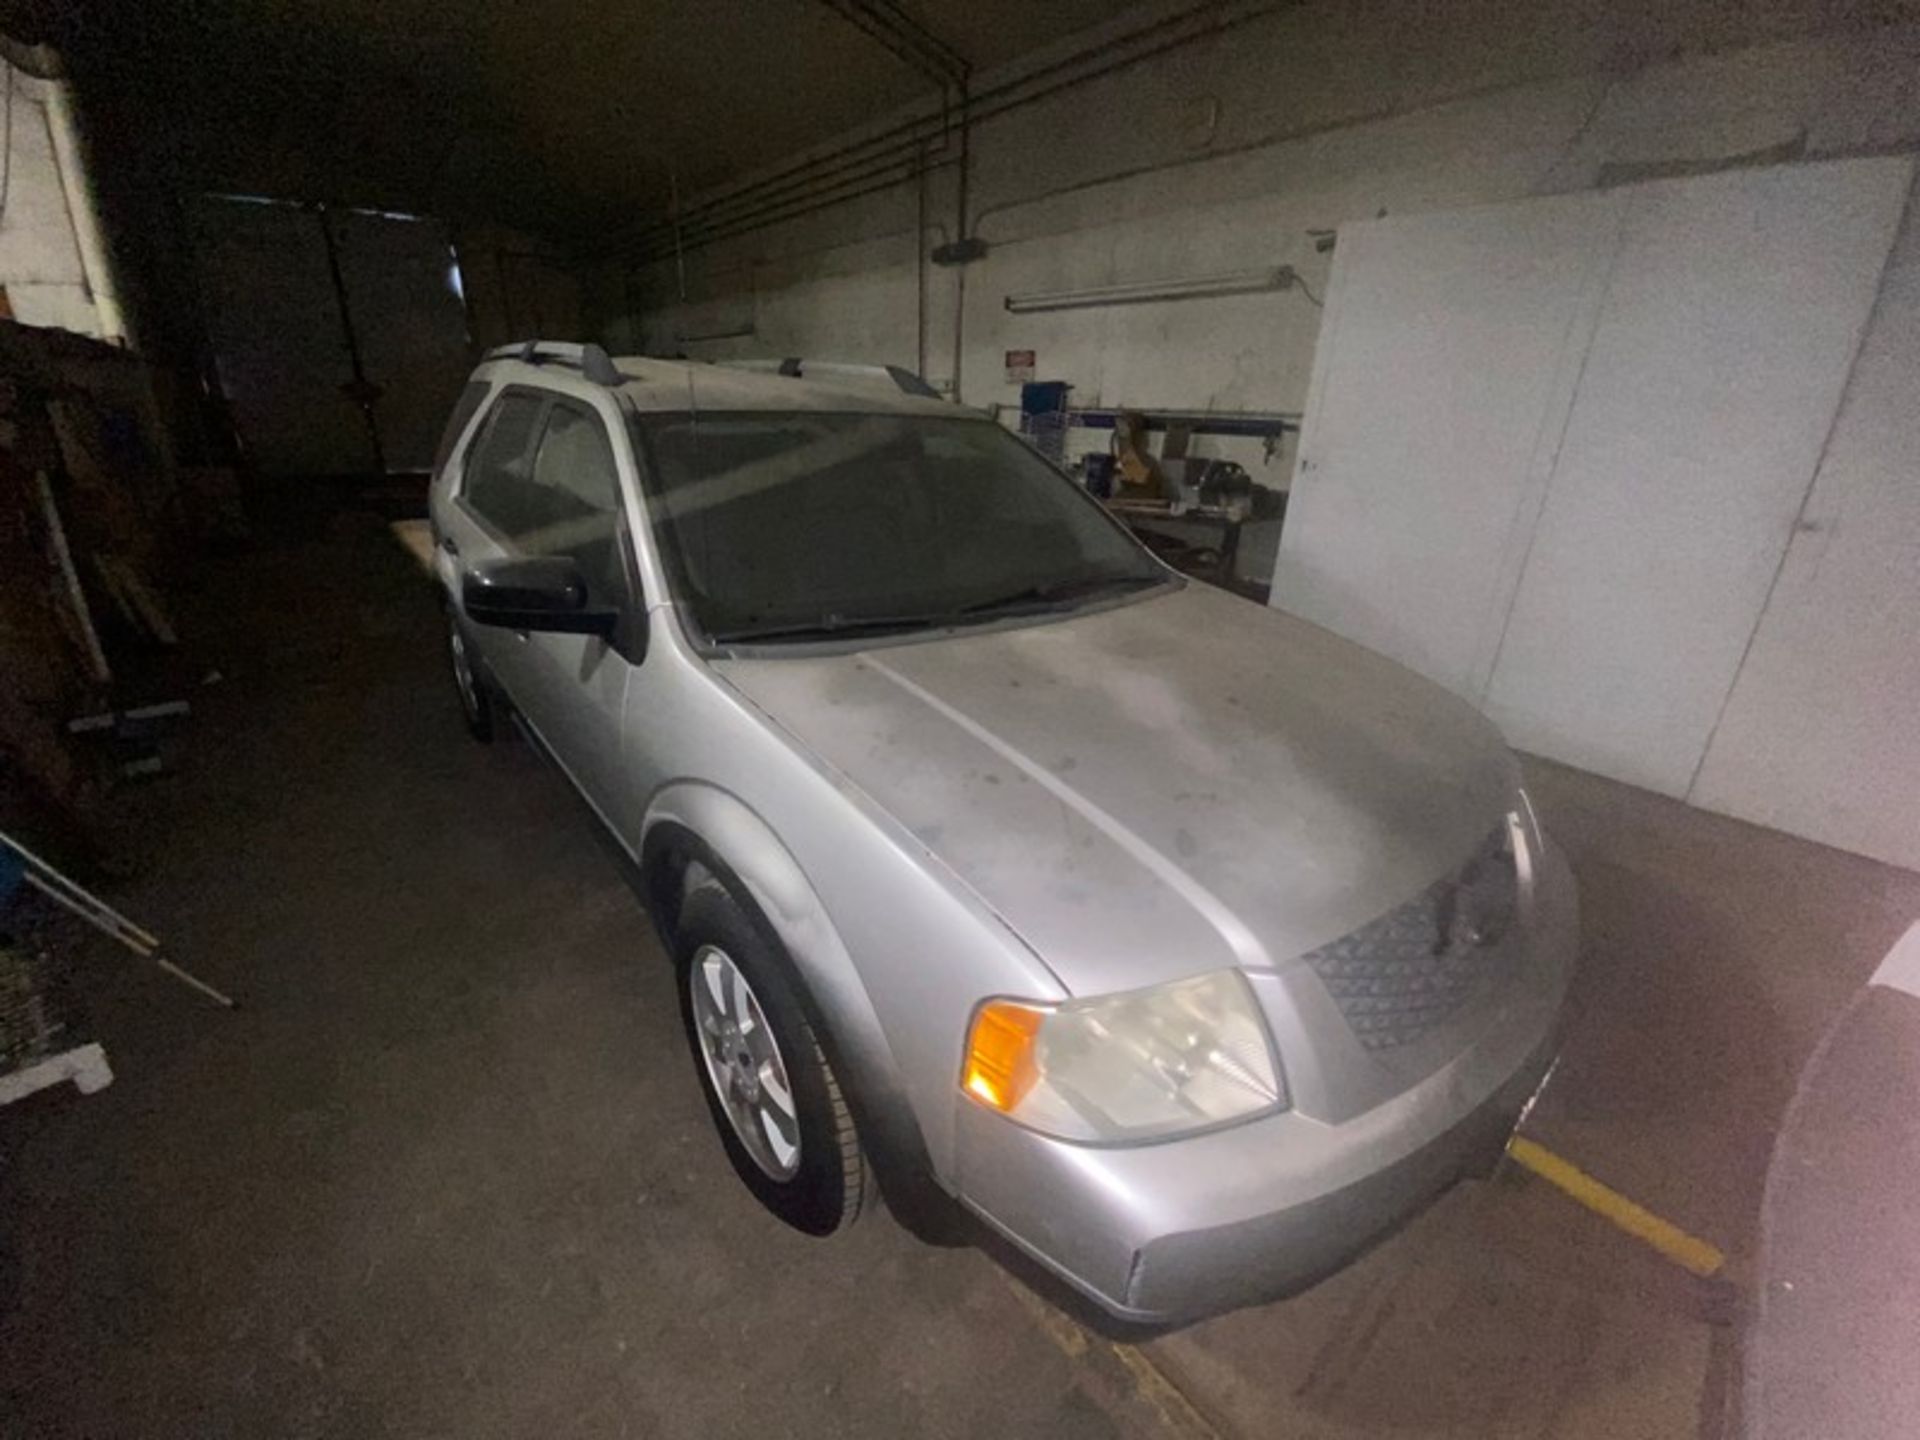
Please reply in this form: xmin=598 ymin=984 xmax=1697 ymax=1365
xmin=639 ymin=782 xmax=957 ymax=1238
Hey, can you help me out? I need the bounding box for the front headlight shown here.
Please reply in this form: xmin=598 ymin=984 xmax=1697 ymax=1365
xmin=960 ymin=969 xmax=1285 ymax=1143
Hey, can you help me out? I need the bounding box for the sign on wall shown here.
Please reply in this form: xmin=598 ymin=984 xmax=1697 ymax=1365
xmin=1004 ymin=349 xmax=1036 ymax=383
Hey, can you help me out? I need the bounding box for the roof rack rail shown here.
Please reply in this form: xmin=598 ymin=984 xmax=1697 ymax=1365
xmin=713 ymin=357 xmax=941 ymax=400
xmin=485 ymin=340 xmax=625 ymax=389
xmin=578 ymin=344 xmax=623 ymax=386
xmin=485 ymin=339 xmax=580 ymax=363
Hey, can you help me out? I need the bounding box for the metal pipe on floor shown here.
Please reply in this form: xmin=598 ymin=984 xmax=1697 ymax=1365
xmin=4 ymin=832 xmax=238 ymax=1009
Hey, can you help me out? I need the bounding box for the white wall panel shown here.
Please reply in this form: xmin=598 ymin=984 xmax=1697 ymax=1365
xmin=1481 ymin=158 xmax=1911 ymax=794
xmin=1689 ymin=183 xmax=1920 ymax=869
xmin=191 ymin=197 xmax=370 ymax=475
xmin=1272 ymin=189 xmax=1620 ymax=696
xmin=193 ymin=199 xmax=481 ymax=474
xmin=1275 ymin=156 xmax=1915 ymax=863
xmin=0 ymin=69 xmax=101 ymax=338
xmin=331 ymin=210 xmax=473 ymax=472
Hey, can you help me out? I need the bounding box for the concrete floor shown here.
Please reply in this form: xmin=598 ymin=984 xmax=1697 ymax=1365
xmin=4 ymin=523 xmax=1916 ymax=1439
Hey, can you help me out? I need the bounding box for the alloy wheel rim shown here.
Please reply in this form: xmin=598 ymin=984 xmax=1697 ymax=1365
xmin=448 ymin=624 xmax=478 ymax=719
xmin=689 ymin=944 xmax=801 ymax=1181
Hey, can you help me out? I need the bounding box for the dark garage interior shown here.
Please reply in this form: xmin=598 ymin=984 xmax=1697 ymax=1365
xmin=4 ymin=3 xmax=1920 ymax=1437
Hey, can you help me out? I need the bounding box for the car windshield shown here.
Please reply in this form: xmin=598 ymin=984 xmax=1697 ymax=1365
xmin=632 ymin=410 xmax=1165 ymax=644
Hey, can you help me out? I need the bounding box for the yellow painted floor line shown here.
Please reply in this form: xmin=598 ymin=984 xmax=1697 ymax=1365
xmin=1508 ymin=1135 xmax=1726 ymax=1278
xmin=1001 ymin=1272 xmax=1089 ymax=1358
xmin=1002 ymin=1276 xmax=1222 ymax=1439
xmin=389 ymin=519 xmax=435 ymax=574
xmin=1110 ymin=1341 xmax=1225 ymax=1440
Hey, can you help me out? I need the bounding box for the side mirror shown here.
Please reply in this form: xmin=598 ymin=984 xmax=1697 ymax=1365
xmin=462 ymin=556 xmax=617 ymax=636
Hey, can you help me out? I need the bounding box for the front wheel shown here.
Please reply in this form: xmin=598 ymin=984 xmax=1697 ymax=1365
xmin=673 ymin=874 xmax=871 ymax=1235
xmin=445 ymin=609 xmax=495 ymax=743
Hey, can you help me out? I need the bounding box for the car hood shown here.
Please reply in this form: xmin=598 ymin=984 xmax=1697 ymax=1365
xmin=713 ymin=583 xmax=1518 ymax=997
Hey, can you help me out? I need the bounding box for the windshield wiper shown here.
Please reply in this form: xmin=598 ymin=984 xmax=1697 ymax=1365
xmin=707 ymin=612 xmax=959 ymax=645
xmin=956 ymin=571 xmax=1165 ymax=617
xmin=708 ymin=573 xmax=1165 ymax=647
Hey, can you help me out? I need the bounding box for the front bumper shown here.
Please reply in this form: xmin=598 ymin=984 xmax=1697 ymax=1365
xmin=953 ymin=836 xmax=1577 ymax=1324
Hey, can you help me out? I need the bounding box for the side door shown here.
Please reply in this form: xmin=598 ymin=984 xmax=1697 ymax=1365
xmin=443 ymin=387 xmax=549 ymax=710
xmin=507 ymin=395 xmax=645 ymax=826
xmin=427 ymin=377 xmax=493 ymax=585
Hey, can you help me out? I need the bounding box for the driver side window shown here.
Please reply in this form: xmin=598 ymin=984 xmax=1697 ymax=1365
xmin=527 ymin=401 xmax=631 ymax=607
xmin=463 ymin=392 xmax=543 ymax=536
xmin=463 ymin=392 xmax=634 ymax=607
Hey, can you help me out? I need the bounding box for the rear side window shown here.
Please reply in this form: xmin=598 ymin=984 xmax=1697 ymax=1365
xmin=433 ymin=380 xmax=492 ymax=475
xmin=462 ymin=392 xmax=545 ymax=534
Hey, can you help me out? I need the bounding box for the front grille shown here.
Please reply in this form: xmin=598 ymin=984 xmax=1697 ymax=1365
xmin=1303 ymin=823 xmax=1519 ymax=1051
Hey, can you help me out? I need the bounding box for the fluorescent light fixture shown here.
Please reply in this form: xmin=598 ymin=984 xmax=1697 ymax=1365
xmin=1004 ymin=267 xmax=1289 ymax=314
xmin=204 ymin=192 xmax=429 ymax=223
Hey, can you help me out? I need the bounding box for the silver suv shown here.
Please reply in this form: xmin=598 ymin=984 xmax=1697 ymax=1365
xmin=428 ymin=342 xmax=1577 ymax=1324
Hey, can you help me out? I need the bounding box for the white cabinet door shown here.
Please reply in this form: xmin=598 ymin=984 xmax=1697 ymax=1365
xmin=329 ymin=209 xmax=475 ymax=472
xmin=1273 ymin=189 xmax=1622 ymax=698
xmin=191 ymin=196 xmax=475 ymax=476
xmin=191 ymin=196 xmax=371 ymax=475
xmin=1481 ymin=157 xmax=1911 ymax=794
xmin=1687 ymin=190 xmax=1920 ymax=870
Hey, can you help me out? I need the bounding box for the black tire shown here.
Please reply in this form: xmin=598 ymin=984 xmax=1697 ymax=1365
xmin=444 ymin=608 xmax=495 ymax=743
xmin=672 ymin=873 xmax=871 ymax=1235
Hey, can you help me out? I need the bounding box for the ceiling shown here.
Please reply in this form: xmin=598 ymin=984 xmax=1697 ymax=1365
xmin=7 ymin=0 xmax=1141 ymax=244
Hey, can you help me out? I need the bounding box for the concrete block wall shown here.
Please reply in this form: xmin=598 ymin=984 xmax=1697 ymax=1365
xmin=592 ymin=0 xmax=1920 ymax=448
xmin=454 ymin=222 xmax=584 ymax=352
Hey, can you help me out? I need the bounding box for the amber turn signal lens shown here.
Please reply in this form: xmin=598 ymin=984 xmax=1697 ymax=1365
xmin=962 ymin=1000 xmax=1045 ymax=1112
